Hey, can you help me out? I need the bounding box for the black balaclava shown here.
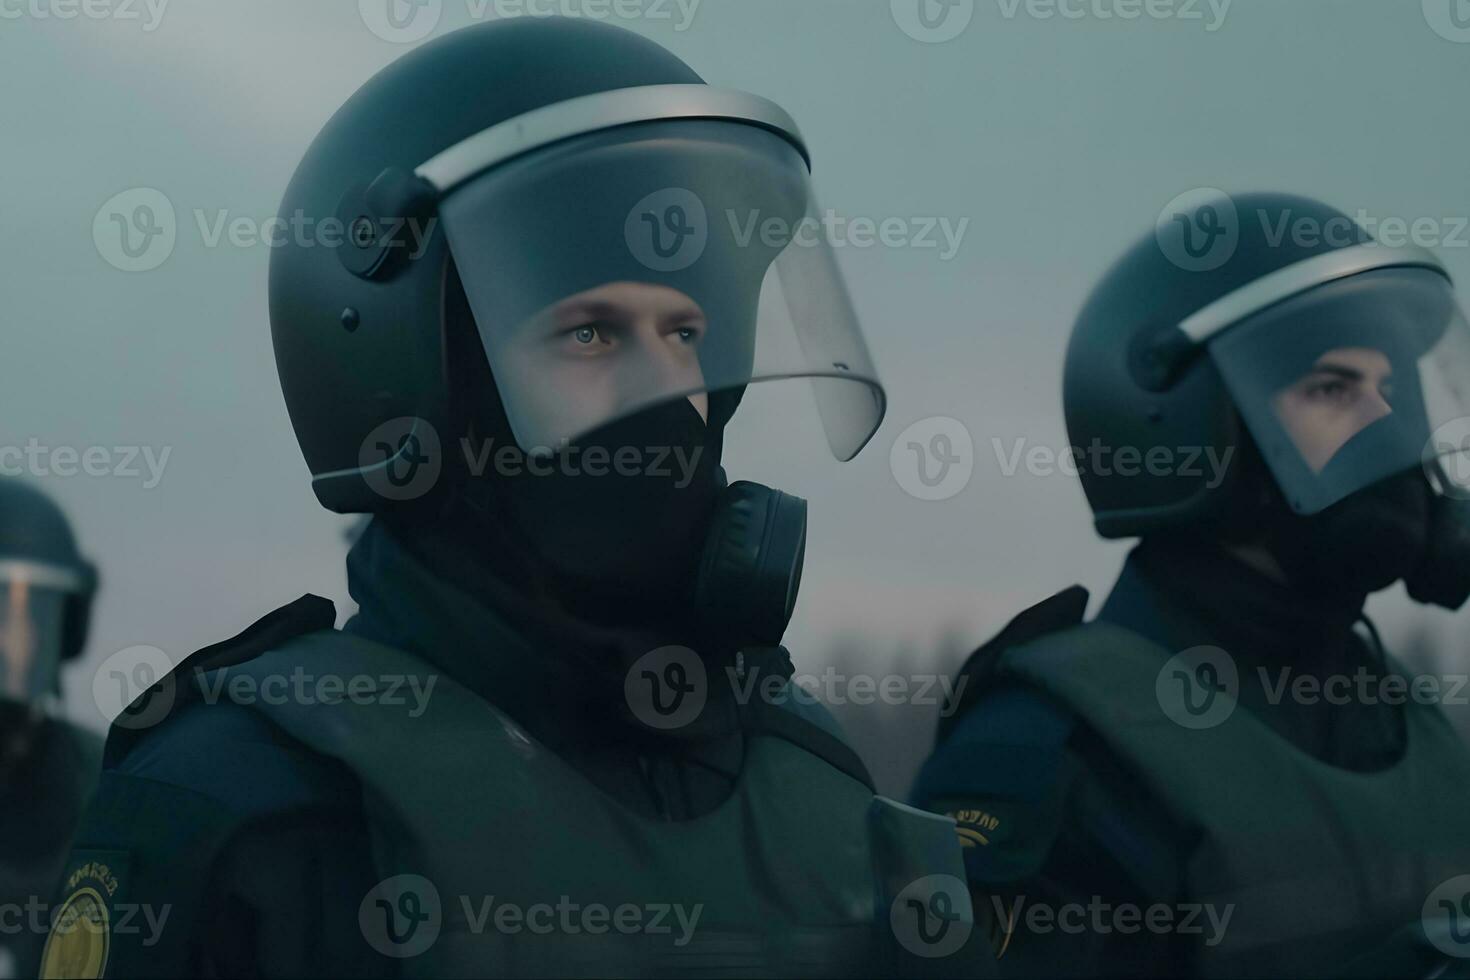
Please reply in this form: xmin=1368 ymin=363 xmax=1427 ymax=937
xmin=1211 ymin=427 xmax=1431 ymax=604
xmin=491 ymin=397 xmax=726 ymax=625
xmin=1260 ymin=468 xmax=1432 ymax=602
xmin=0 ymin=699 xmax=43 ymax=776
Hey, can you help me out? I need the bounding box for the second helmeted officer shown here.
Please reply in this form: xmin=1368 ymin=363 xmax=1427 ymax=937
xmin=916 ymin=193 xmax=1470 ymax=978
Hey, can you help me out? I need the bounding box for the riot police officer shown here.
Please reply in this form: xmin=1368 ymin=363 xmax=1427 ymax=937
xmin=0 ymin=479 xmax=101 ymax=977
xmin=44 ymin=18 xmax=968 ymax=979
xmin=915 ymin=193 xmax=1470 ymax=978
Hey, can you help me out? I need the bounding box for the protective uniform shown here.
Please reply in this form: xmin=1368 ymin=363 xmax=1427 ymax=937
xmin=0 ymin=479 xmax=102 ymax=978
xmin=45 ymin=18 xmax=969 ymax=979
xmin=915 ymin=194 xmax=1470 ymax=978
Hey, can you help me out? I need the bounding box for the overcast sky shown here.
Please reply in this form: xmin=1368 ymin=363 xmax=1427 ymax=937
xmin=6 ymin=1 xmax=1470 ymax=789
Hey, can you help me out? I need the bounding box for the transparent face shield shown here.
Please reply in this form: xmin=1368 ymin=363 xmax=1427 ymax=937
xmin=0 ymin=578 xmax=66 ymax=704
xmin=1209 ymin=268 xmax=1470 ymax=515
xmin=437 ymin=118 xmax=884 ymax=458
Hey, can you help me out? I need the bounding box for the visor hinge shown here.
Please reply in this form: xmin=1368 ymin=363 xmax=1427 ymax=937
xmin=335 ymin=168 xmax=440 ymax=281
xmin=1130 ymin=324 xmax=1202 ymax=393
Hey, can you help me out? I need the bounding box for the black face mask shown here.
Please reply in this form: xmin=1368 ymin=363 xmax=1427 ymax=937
xmin=1263 ymin=470 xmax=1432 ymax=601
xmin=495 ymin=398 xmax=724 ymax=625
xmin=438 ymin=285 xmax=809 ymax=645
xmin=0 ymin=699 xmax=43 ymax=773
xmin=443 ymin=279 xmax=722 ymax=626
xmin=455 ymin=399 xmax=808 ymax=646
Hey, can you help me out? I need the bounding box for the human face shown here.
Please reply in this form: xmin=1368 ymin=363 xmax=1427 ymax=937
xmin=0 ymin=579 xmax=36 ymax=701
xmin=500 ymin=281 xmax=710 ymax=449
xmin=0 ymin=578 xmax=64 ymax=703
xmin=1271 ymin=347 xmax=1394 ymax=474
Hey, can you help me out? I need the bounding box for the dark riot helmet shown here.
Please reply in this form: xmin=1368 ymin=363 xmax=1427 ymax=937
xmin=0 ymin=479 xmax=96 ymax=704
xmin=1065 ymin=191 xmax=1470 ymax=538
xmin=269 ymin=18 xmax=885 ymax=514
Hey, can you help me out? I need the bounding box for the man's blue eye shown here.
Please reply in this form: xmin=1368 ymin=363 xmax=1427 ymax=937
xmin=573 ymin=326 xmax=598 ymax=345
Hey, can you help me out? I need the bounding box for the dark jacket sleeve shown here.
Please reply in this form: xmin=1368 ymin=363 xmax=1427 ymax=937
xmin=43 ymin=699 xmax=389 ymax=979
xmin=913 ymin=680 xmax=1193 ymax=978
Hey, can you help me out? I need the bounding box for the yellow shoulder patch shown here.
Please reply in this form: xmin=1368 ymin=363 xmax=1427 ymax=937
xmin=40 ymin=855 xmax=125 ymax=980
xmin=947 ymin=807 xmax=1002 ymax=848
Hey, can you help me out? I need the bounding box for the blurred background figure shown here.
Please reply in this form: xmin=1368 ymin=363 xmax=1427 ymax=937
xmin=0 ymin=478 xmax=101 ymax=978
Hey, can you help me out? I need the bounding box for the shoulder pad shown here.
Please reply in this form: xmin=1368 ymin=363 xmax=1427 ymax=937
xmin=104 ymin=595 xmax=336 ymax=769
xmin=181 ymin=594 xmax=337 ymax=673
xmin=937 ymin=585 xmax=1088 ymax=743
xmin=742 ymin=692 xmax=876 ymax=793
xmin=106 ymin=695 xmax=360 ymax=815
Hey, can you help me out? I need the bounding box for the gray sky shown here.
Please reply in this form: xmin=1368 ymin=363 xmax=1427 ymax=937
xmin=6 ymin=1 xmax=1470 ymax=786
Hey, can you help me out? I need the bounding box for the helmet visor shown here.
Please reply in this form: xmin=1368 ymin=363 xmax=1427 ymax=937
xmin=1210 ymin=268 xmax=1470 ymax=514
xmin=0 ymin=579 xmax=65 ymax=703
xmin=438 ymin=119 xmax=884 ymax=459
